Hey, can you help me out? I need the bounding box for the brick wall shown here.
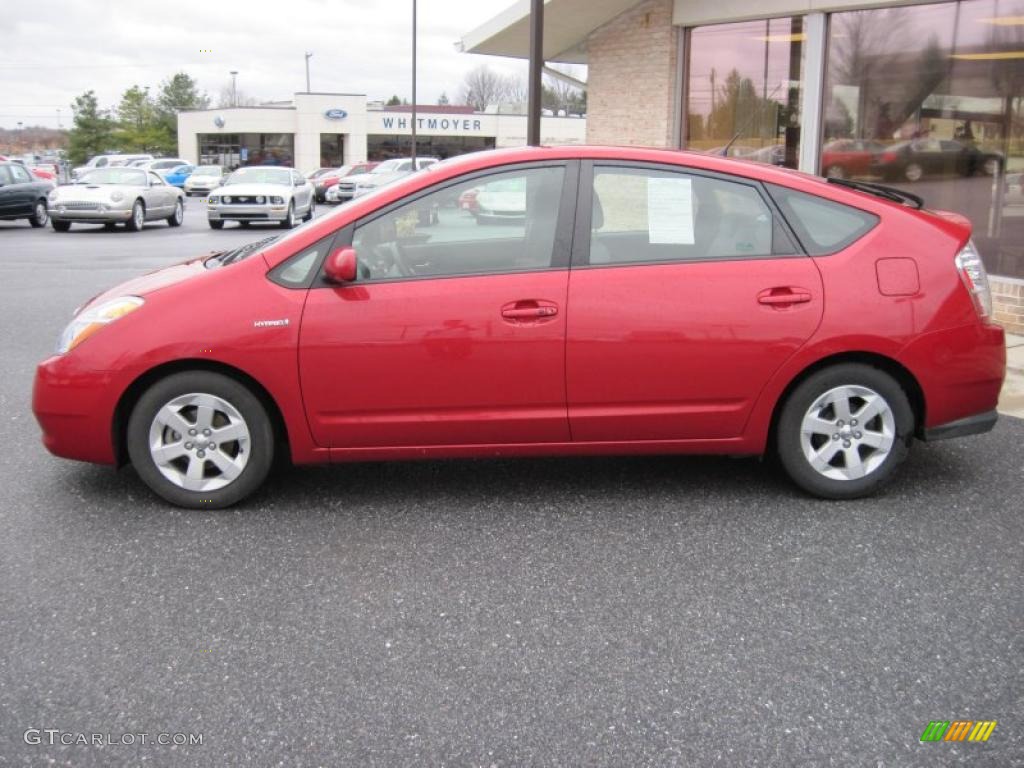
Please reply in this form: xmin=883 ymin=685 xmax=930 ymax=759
xmin=585 ymin=0 xmax=677 ymax=148
xmin=992 ymin=276 xmax=1024 ymax=335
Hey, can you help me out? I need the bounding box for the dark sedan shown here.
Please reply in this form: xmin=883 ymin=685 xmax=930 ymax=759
xmin=872 ymin=138 xmax=1002 ymax=182
xmin=0 ymin=162 xmax=53 ymax=227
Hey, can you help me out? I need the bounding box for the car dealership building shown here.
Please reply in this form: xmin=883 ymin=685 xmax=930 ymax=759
xmin=176 ymin=92 xmax=585 ymax=176
xmin=462 ymin=0 xmax=1024 ymax=331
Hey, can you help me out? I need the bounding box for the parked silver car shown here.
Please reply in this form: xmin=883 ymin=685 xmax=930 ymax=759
xmin=207 ymin=166 xmax=315 ymax=229
xmin=48 ymin=167 xmax=185 ymax=231
xmin=351 ymin=156 xmax=438 ymax=198
xmin=184 ymin=165 xmax=225 ymax=196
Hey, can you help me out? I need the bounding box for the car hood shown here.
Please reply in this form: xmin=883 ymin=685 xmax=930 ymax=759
xmin=55 ymin=184 xmax=144 ymax=199
xmin=86 ymin=257 xmax=211 ymax=309
xmin=359 ymin=171 xmax=410 ymax=187
xmin=217 ymin=183 xmax=293 ymax=196
xmin=339 ymin=172 xmax=376 ymax=185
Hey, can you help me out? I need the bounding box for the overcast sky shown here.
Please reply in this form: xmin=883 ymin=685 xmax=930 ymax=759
xmin=0 ymin=0 xmax=528 ymax=129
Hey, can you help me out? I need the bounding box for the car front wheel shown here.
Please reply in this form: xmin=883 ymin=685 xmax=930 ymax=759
xmin=280 ymin=202 xmax=296 ymax=229
xmin=126 ymin=200 xmax=145 ymax=231
xmin=167 ymin=199 xmax=183 ymax=227
xmin=126 ymin=371 xmax=275 ymax=509
xmin=776 ymin=363 xmax=914 ymax=499
xmin=29 ymin=199 xmax=49 ymax=227
xmin=303 ymin=197 xmax=315 ymax=222
xmin=51 ymin=219 xmax=71 ymax=232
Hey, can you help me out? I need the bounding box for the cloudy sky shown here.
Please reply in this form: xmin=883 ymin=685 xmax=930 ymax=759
xmin=0 ymin=0 xmax=528 ymax=129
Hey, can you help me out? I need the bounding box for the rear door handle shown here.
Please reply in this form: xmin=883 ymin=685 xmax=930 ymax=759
xmin=758 ymin=287 xmax=812 ymax=306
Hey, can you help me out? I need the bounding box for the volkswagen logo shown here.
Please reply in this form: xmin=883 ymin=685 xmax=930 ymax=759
xmin=213 ymin=115 xmax=225 ymax=128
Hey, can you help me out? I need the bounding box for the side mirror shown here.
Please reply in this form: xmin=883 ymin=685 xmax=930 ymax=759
xmin=324 ymin=247 xmax=358 ymax=284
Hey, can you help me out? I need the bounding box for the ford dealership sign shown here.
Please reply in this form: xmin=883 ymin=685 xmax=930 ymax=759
xmin=324 ymin=108 xmax=348 ymax=120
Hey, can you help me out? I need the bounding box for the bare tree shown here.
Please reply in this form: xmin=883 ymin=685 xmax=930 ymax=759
xmin=459 ymin=64 xmax=520 ymax=110
xmin=216 ymin=85 xmax=259 ymax=108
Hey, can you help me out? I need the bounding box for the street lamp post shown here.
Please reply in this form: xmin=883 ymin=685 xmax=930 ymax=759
xmin=305 ymin=52 xmax=313 ymax=93
xmin=527 ymin=0 xmax=544 ymax=146
xmin=411 ymin=0 xmax=417 ymax=163
xmin=230 ymin=71 xmax=238 ymax=107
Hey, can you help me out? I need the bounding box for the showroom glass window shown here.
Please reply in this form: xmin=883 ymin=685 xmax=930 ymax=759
xmin=823 ymin=0 xmax=1024 ymax=279
xmin=685 ymin=17 xmax=806 ymax=169
xmin=351 ymin=166 xmax=565 ymax=280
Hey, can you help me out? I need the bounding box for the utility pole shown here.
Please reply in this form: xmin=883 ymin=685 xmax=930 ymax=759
xmin=230 ymin=71 xmax=238 ymax=107
xmin=527 ymin=0 xmax=544 ymax=146
xmin=411 ymin=0 xmax=417 ymax=163
xmin=305 ymin=52 xmax=313 ymax=93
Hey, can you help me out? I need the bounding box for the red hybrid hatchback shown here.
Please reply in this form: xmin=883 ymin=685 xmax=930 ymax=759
xmin=33 ymin=146 xmax=1005 ymax=508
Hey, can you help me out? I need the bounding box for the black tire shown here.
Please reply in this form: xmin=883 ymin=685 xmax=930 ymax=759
xmin=166 ymin=199 xmax=183 ymax=227
xmin=303 ymin=197 xmax=315 ymax=222
xmin=28 ymin=199 xmax=49 ymax=228
xmin=51 ymin=219 xmax=71 ymax=232
xmin=104 ymin=222 xmax=118 ymax=231
xmin=126 ymin=371 xmax=275 ymax=509
xmin=125 ymin=200 xmax=145 ymax=231
xmin=776 ymin=363 xmax=914 ymax=500
xmin=239 ymin=220 xmax=251 ymax=228
xmin=208 ymin=220 xmax=224 ymax=230
xmin=279 ymin=202 xmax=296 ymax=229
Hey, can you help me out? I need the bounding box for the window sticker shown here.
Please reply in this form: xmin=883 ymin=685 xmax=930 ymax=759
xmin=647 ymin=177 xmax=695 ymax=244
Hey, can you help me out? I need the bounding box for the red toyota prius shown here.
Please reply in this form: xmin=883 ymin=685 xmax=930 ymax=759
xmin=33 ymin=146 xmax=1005 ymax=508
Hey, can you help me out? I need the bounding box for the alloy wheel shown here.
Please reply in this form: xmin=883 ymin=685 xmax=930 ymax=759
xmin=799 ymin=385 xmax=896 ymax=481
xmin=147 ymin=392 xmax=251 ymax=492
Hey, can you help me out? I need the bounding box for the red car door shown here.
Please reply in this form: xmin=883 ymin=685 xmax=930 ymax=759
xmin=299 ymin=162 xmax=576 ymax=448
xmin=565 ymin=162 xmax=824 ymax=442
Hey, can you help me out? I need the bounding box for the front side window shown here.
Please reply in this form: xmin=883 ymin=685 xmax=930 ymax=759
xmin=351 ymin=165 xmax=566 ymax=281
xmin=10 ymin=165 xmax=32 ymax=183
xmin=588 ymin=166 xmax=784 ymax=265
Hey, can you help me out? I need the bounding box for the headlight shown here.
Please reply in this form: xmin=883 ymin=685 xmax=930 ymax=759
xmin=110 ymin=191 xmax=124 ymax=203
xmin=270 ymin=196 xmax=284 ymax=204
xmin=48 ymin=190 xmax=58 ymax=201
xmin=57 ymin=296 xmax=144 ymax=354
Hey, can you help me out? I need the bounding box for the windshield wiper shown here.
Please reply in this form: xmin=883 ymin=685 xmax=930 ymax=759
xmin=826 ymin=177 xmax=924 ymax=209
xmin=206 ymin=236 xmax=279 ymax=268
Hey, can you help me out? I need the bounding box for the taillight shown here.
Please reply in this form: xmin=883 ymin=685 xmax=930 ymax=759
xmin=880 ymin=151 xmax=898 ymax=163
xmin=954 ymin=240 xmax=993 ymax=319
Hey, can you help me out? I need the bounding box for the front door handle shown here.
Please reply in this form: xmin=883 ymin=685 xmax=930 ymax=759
xmin=501 ymin=300 xmax=559 ymax=323
xmin=757 ymin=287 xmax=812 ymax=307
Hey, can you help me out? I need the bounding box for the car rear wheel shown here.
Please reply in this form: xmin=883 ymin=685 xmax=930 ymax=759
xmin=209 ymin=220 xmax=224 ymax=230
xmin=29 ymin=199 xmax=49 ymax=228
xmin=280 ymin=202 xmax=296 ymax=229
xmin=777 ymin=363 xmax=914 ymax=499
xmin=51 ymin=220 xmax=71 ymax=232
xmin=126 ymin=371 xmax=274 ymax=509
xmin=125 ymin=200 xmax=145 ymax=231
xmin=904 ymin=163 xmax=923 ymax=182
xmin=303 ymin=197 xmax=315 ymax=222
xmin=166 ymin=199 xmax=183 ymax=227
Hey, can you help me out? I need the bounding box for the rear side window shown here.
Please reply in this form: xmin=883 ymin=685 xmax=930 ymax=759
xmin=767 ymin=184 xmax=878 ymax=256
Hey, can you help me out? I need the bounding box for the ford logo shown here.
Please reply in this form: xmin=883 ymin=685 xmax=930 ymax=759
xmin=324 ymin=108 xmax=348 ymax=120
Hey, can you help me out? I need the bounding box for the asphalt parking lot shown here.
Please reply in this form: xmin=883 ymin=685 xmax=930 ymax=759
xmin=1 ymin=203 xmax=1022 ymax=766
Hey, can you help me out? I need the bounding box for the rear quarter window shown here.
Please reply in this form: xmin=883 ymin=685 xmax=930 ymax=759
xmin=767 ymin=184 xmax=878 ymax=256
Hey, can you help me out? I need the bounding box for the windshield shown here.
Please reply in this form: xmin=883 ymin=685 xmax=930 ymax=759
xmin=224 ymin=167 xmax=291 ymax=186
xmin=80 ymin=168 xmax=147 ymax=185
xmin=194 ymin=166 xmax=222 ymax=176
xmin=371 ymin=159 xmax=403 ymax=174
